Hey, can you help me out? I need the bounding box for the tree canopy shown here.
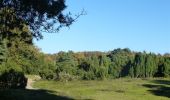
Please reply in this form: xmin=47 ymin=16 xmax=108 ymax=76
xmin=0 ymin=0 xmax=82 ymax=73
xmin=0 ymin=0 xmax=76 ymax=39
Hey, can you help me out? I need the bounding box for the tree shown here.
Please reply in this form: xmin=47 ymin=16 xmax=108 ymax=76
xmin=145 ymin=53 xmax=158 ymax=77
xmin=0 ymin=0 xmax=81 ymax=39
xmin=0 ymin=0 xmax=84 ymax=76
xmin=55 ymin=51 xmax=79 ymax=80
xmin=132 ymin=52 xmax=146 ymax=78
xmin=162 ymin=57 xmax=170 ymax=77
xmin=0 ymin=39 xmax=7 ymax=64
xmin=108 ymin=48 xmax=134 ymax=78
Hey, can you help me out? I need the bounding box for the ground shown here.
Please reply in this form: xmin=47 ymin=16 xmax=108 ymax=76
xmin=0 ymin=78 xmax=170 ymax=100
xmin=26 ymin=75 xmax=41 ymax=89
xmin=33 ymin=78 xmax=170 ymax=100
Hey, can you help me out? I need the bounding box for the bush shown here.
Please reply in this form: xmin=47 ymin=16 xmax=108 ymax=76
xmin=56 ymin=72 xmax=77 ymax=82
xmin=39 ymin=69 xmax=55 ymax=80
xmin=96 ymin=67 xmax=108 ymax=80
xmin=0 ymin=69 xmax=27 ymax=89
xmin=83 ymin=72 xmax=96 ymax=80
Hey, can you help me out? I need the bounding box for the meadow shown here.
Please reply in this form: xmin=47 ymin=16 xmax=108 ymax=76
xmin=0 ymin=78 xmax=170 ymax=100
xmin=32 ymin=78 xmax=170 ymax=100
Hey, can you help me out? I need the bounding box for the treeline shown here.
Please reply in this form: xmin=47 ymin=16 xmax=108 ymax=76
xmin=53 ymin=49 xmax=170 ymax=80
xmin=0 ymin=35 xmax=56 ymax=77
xmin=0 ymin=39 xmax=170 ymax=81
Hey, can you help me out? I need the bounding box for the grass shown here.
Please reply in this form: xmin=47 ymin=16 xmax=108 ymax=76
xmin=0 ymin=78 xmax=169 ymax=100
xmin=33 ymin=78 xmax=170 ymax=100
xmin=0 ymin=89 xmax=74 ymax=100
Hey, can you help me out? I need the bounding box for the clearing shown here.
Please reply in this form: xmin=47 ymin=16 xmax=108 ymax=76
xmin=33 ymin=78 xmax=170 ymax=100
xmin=0 ymin=78 xmax=170 ymax=100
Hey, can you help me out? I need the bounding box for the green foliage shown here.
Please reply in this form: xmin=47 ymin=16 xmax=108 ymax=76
xmin=56 ymin=72 xmax=78 ymax=82
xmin=0 ymin=0 xmax=80 ymax=83
xmin=39 ymin=69 xmax=55 ymax=80
xmin=53 ymin=49 xmax=170 ymax=81
xmin=162 ymin=57 xmax=170 ymax=77
xmin=96 ymin=67 xmax=108 ymax=80
xmin=0 ymin=69 xmax=27 ymax=89
xmin=0 ymin=0 xmax=74 ymax=39
xmin=0 ymin=40 xmax=170 ymax=81
xmin=0 ymin=39 xmax=7 ymax=64
xmin=108 ymin=48 xmax=134 ymax=78
xmin=83 ymin=71 xmax=96 ymax=80
xmin=129 ymin=53 xmax=159 ymax=78
xmin=56 ymin=51 xmax=78 ymax=76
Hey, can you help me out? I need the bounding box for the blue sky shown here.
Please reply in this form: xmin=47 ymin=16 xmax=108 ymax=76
xmin=34 ymin=0 xmax=170 ymax=54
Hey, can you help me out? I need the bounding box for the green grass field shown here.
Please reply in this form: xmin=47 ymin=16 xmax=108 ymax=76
xmin=32 ymin=78 xmax=170 ymax=100
xmin=0 ymin=78 xmax=170 ymax=100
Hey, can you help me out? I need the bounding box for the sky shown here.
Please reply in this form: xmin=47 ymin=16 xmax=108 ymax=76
xmin=34 ymin=0 xmax=170 ymax=54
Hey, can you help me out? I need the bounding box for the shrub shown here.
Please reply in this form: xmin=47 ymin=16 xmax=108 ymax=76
xmin=96 ymin=67 xmax=108 ymax=80
xmin=83 ymin=71 xmax=96 ymax=80
xmin=39 ymin=69 xmax=55 ymax=80
xmin=0 ymin=69 xmax=27 ymax=89
xmin=56 ymin=72 xmax=77 ymax=82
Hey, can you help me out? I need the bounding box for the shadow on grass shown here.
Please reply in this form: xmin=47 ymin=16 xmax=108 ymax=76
xmin=0 ymin=89 xmax=74 ymax=100
xmin=152 ymin=80 xmax=170 ymax=85
xmin=143 ymin=79 xmax=170 ymax=98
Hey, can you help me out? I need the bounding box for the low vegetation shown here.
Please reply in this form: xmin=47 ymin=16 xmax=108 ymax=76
xmin=1 ymin=78 xmax=170 ymax=100
xmin=34 ymin=78 xmax=170 ymax=100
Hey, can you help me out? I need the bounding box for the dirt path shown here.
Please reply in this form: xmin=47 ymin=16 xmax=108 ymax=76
xmin=26 ymin=75 xmax=41 ymax=89
xmin=26 ymin=78 xmax=36 ymax=89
